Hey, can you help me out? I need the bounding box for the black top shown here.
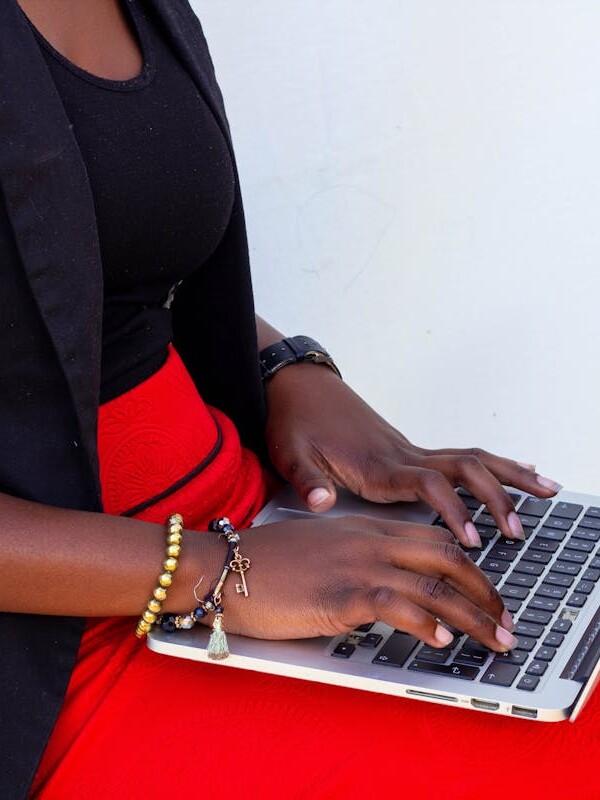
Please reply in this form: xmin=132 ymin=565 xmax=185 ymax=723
xmin=31 ymin=0 xmax=235 ymax=401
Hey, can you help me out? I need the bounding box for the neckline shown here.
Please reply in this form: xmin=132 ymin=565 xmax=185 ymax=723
xmin=23 ymin=0 xmax=155 ymax=93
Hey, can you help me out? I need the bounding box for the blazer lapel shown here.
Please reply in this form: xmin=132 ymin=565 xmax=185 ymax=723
xmin=0 ymin=0 xmax=103 ymax=487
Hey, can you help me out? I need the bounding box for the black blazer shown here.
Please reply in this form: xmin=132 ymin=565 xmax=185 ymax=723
xmin=0 ymin=2 xmax=266 ymax=796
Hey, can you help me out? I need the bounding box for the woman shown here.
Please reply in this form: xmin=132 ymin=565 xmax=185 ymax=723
xmin=1 ymin=1 xmax=594 ymax=799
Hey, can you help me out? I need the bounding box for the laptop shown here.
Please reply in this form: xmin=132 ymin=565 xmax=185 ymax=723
xmin=148 ymin=485 xmax=600 ymax=722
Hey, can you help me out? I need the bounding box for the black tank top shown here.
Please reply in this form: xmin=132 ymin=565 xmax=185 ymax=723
xmin=30 ymin=0 xmax=235 ymax=402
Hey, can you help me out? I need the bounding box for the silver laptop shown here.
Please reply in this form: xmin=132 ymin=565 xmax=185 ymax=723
xmin=148 ymin=485 xmax=600 ymax=722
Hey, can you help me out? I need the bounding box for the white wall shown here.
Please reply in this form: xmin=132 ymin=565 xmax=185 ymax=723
xmin=191 ymin=1 xmax=600 ymax=493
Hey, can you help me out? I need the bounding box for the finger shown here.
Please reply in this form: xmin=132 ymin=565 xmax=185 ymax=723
xmin=424 ymin=447 xmax=562 ymax=498
xmin=385 ymin=467 xmax=484 ymax=548
xmin=278 ymin=438 xmax=338 ymax=513
xmin=346 ymin=516 xmax=457 ymax=546
xmin=383 ymin=535 xmax=507 ymax=621
xmin=368 ymin=565 xmax=517 ymax=653
xmin=419 ymin=454 xmax=527 ymax=542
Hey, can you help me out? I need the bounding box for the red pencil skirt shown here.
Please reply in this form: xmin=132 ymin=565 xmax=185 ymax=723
xmin=31 ymin=348 xmax=600 ymax=799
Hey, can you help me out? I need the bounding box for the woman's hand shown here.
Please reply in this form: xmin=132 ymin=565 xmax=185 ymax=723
xmin=202 ymin=515 xmax=517 ymax=652
xmin=264 ymin=362 xmax=562 ymax=548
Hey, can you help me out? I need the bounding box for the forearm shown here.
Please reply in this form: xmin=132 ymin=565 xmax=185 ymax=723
xmin=0 ymin=491 xmax=221 ymax=617
xmin=255 ymin=314 xmax=284 ymax=350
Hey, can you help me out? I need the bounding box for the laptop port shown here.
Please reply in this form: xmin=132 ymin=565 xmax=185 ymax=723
xmin=512 ymin=705 xmax=538 ymax=719
xmin=470 ymin=699 xmax=500 ymax=712
xmin=406 ymin=690 xmax=457 ymax=703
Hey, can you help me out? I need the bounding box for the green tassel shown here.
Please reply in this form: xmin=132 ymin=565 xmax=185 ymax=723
xmin=207 ymin=613 xmax=229 ymax=660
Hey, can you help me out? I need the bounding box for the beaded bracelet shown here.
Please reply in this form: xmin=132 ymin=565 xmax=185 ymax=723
xmin=134 ymin=513 xmax=184 ymax=639
xmin=158 ymin=517 xmax=250 ymax=660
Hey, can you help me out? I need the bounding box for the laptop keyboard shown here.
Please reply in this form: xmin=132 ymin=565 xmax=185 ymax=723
xmin=331 ymin=491 xmax=600 ymax=692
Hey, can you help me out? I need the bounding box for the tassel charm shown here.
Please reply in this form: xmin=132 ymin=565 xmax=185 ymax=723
xmin=207 ymin=613 xmax=229 ymax=660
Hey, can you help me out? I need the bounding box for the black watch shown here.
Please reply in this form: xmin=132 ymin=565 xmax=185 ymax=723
xmin=259 ymin=336 xmax=341 ymax=382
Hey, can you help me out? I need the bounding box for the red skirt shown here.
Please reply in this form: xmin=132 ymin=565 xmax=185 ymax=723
xmin=31 ymin=349 xmax=600 ymax=799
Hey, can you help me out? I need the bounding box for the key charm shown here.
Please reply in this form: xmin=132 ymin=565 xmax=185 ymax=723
xmin=229 ymin=550 xmax=251 ymax=596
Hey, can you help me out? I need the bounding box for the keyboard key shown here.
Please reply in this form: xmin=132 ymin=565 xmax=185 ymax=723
xmin=462 ymin=637 xmax=492 ymax=655
xmin=465 ymin=548 xmax=482 ymax=563
xmin=355 ymin=623 xmax=374 ymax=633
xmin=372 ymin=632 xmax=419 ymax=667
xmin=517 ymin=675 xmax=540 ymax=691
xmin=513 ymin=561 xmax=545 ymax=577
xmin=578 ymin=516 xmax=600 ymax=531
xmin=332 ymin=642 xmax=356 ymax=659
xmin=481 ymin=558 xmax=511 ymax=574
xmin=584 ymin=506 xmax=600 ymax=518
xmin=559 ymin=550 xmax=588 ymax=565
xmin=514 ymin=621 xmax=544 ymax=638
xmin=529 ymin=538 xmax=560 ymax=554
xmin=522 ymin=550 xmax=552 ymax=565
xmin=522 ymin=609 xmax=553 ymax=625
xmin=543 ymin=573 xmax=574 ymax=588
xmin=551 ymin=502 xmax=583 ymax=521
xmin=534 ymin=646 xmax=556 ymax=662
xmin=516 ymin=514 xmax=542 ymax=529
xmin=543 ymin=518 xmax=573 ymax=532
xmin=505 ymin=573 xmax=538 ymax=589
xmin=573 ymin=528 xmax=600 ymax=543
xmin=551 ymin=619 xmax=572 ymax=634
xmin=515 ymin=636 xmax=536 ymax=652
xmin=502 ymin=597 xmax=523 ymax=613
xmin=359 ymin=633 xmax=383 ymax=649
xmin=537 ymin=528 xmax=567 ymax=542
xmin=566 ymin=593 xmax=587 ymax=608
xmin=565 ymin=539 xmax=595 ymax=554
xmin=535 ymin=584 xmax=568 ymax=601
xmin=518 ymin=497 xmax=552 ymax=517
xmin=501 ymin=585 xmax=530 ymax=601
xmin=475 ymin=524 xmax=497 ymax=541
xmin=528 ymin=597 xmax=560 ymax=612
xmin=481 ymin=663 xmax=520 ymax=687
xmin=408 ymin=661 xmax=480 ymax=681
xmin=454 ymin=649 xmax=488 ymax=667
xmin=574 ymin=580 xmax=595 ymax=595
xmin=550 ymin=561 xmax=582 ymax=577
xmin=526 ymin=660 xmax=548 ymax=676
xmin=477 ymin=514 xmax=500 ymax=528
xmin=463 ymin=496 xmax=483 ymax=511
xmin=488 ymin=545 xmax=519 ymax=562
xmin=494 ymin=650 xmax=528 ymax=665
xmin=591 ymin=557 xmax=600 ymax=569
xmin=483 ymin=571 xmax=502 ymax=586
xmin=543 ymin=632 xmax=564 ymax=648
xmin=582 ymin=568 xmax=600 ymax=582
xmin=416 ymin=646 xmax=452 ymax=663
xmin=497 ymin=537 xmax=525 ymax=551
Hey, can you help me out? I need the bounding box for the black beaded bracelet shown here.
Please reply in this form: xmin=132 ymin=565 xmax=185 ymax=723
xmin=259 ymin=336 xmax=341 ymax=383
xmin=158 ymin=517 xmax=250 ymax=660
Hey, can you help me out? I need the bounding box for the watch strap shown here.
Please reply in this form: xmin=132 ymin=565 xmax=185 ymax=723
xmin=259 ymin=336 xmax=341 ymax=382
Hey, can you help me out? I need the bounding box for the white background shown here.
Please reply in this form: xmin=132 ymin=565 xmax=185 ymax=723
xmin=191 ymin=1 xmax=600 ymax=493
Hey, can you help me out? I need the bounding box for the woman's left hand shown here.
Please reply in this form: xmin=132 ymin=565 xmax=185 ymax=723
xmin=264 ymin=363 xmax=562 ymax=548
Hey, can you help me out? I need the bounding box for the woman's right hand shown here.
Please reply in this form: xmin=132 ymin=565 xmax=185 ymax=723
xmin=197 ymin=515 xmax=517 ymax=652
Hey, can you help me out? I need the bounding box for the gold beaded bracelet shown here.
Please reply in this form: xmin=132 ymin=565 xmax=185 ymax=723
xmin=135 ymin=513 xmax=184 ymax=639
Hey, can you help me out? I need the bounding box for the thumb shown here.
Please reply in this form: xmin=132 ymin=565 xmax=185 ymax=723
xmin=287 ymin=449 xmax=337 ymax=513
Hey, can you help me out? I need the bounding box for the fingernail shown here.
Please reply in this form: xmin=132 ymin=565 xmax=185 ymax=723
xmin=536 ymin=475 xmax=563 ymax=493
xmin=307 ymin=487 xmax=331 ymax=508
xmin=464 ymin=521 xmax=482 ymax=549
xmin=507 ymin=511 xmax=525 ymax=540
xmin=517 ymin=461 xmax=536 ymax=471
xmin=434 ymin=624 xmax=454 ymax=647
xmin=495 ymin=625 xmax=518 ymax=650
xmin=501 ymin=609 xmax=514 ymax=631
